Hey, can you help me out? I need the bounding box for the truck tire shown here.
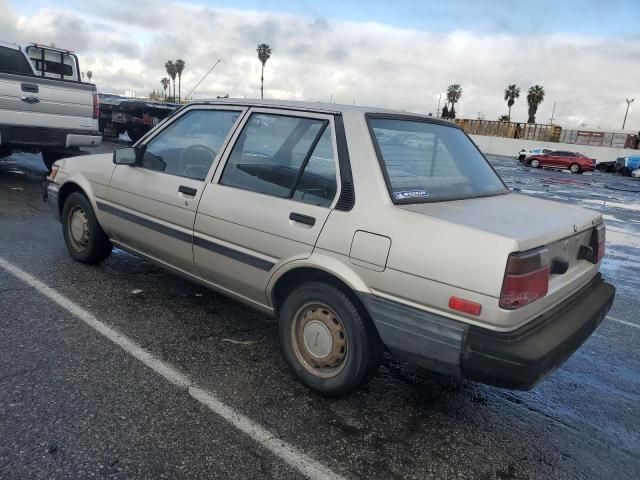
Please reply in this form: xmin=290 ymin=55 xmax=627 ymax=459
xmin=621 ymin=167 xmax=631 ymax=177
xmin=41 ymin=150 xmax=67 ymax=171
xmin=61 ymin=192 xmax=112 ymax=264
xmin=127 ymin=127 xmax=146 ymax=143
xmin=278 ymin=282 xmax=383 ymax=397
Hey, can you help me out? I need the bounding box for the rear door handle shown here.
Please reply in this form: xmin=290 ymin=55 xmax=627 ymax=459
xmin=178 ymin=185 xmax=197 ymax=196
xmin=21 ymin=83 xmax=39 ymax=93
xmin=21 ymin=96 xmax=40 ymax=104
xmin=289 ymin=212 xmax=316 ymax=226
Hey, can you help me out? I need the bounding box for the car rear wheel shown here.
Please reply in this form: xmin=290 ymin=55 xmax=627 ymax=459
xmin=569 ymin=163 xmax=581 ymax=174
xmin=530 ymin=159 xmax=540 ymax=168
xmin=278 ymin=282 xmax=383 ymax=397
xmin=62 ymin=192 xmax=113 ymax=264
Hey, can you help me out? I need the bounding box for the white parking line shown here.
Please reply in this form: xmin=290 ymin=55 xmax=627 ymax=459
xmin=607 ymin=316 xmax=640 ymax=330
xmin=0 ymin=257 xmax=346 ymax=480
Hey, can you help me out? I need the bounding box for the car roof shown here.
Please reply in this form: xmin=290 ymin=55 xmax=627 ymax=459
xmin=189 ymin=98 xmax=458 ymax=127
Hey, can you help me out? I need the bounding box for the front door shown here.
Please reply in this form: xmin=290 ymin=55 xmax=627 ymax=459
xmin=104 ymin=106 xmax=245 ymax=272
xmin=194 ymin=108 xmax=341 ymax=305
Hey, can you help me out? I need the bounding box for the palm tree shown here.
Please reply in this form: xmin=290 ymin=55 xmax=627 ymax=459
xmin=86 ymin=71 xmax=92 ymax=82
xmin=504 ymin=84 xmax=520 ymax=121
xmin=446 ymin=84 xmax=462 ymax=119
xmin=175 ymin=59 xmax=185 ymax=103
xmin=256 ymin=43 xmax=272 ymax=99
xmin=165 ymin=60 xmax=176 ymax=102
xmin=527 ymin=85 xmax=545 ymax=124
xmin=160 ymin=77 xmax=170 ymax=100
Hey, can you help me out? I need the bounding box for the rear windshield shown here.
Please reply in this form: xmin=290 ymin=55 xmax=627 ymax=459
xmin=368 ymin=116 xmax=508 ymax=203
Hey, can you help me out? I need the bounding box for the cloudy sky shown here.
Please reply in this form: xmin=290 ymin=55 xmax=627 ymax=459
xmin=3 ymin=0 xmax=640 ymax=130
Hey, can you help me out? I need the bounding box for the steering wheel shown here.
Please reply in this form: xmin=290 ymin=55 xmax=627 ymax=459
xmin=178 ymin=144 xmax=217 ymax=179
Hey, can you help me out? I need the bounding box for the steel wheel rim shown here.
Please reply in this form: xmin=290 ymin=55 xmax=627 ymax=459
xmin=571 ymin=164 xmax=579 ymax=173
xmin=532 ymin=160 xmax=539 ymax=167
xmin=291 ymin=302 xmax=348 ymax=378
xmin=68 ymin=206 xmax=90 ymax=251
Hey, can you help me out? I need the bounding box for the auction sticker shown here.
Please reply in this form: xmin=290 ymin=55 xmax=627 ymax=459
xmin=393 ymin=190 xmax=430 ymax=200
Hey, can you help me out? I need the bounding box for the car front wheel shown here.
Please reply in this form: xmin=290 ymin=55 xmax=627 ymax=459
xmin=278 ymin=282 xmax=383 ymax=397
xmin=530 ymin=159 xmax=540 ymax=168
xmin=62 ymin=192 xmax=113 ymax=264
xmin=569 ymin=163 xmax=581 ymax=174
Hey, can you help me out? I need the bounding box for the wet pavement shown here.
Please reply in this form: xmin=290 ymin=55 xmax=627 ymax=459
xmin=1 ymin=144 xmax=639 ymax=479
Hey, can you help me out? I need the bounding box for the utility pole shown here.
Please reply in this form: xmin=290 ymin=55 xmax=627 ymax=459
xmin=622 ymin=98 xmax=634 ymax=130
xmin=550 ymin=101 xmax=556 ymax=124
xmin=436 ymin=94 xmax=442 ymax=118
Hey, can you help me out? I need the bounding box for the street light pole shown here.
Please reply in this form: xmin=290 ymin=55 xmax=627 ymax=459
xmin=622 ymin=98 xmax=634 ymax=130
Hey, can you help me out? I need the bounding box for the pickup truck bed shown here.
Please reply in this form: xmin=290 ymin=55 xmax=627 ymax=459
xmin=0 ymin=42 xmax=101 ymax=169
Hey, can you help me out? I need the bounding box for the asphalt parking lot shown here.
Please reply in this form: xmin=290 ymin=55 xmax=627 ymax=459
xmin=1 ymin=143 xmax=639 ymax=480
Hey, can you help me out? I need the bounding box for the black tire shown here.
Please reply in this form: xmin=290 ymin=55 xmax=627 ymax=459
xmin=127 ymin=127 xmax=146 ymax=143
xmin=621 ymin=167 xmax=631 ymax=177
xmin=530 ymin=159 xmax=540 ymax=168
xmin=61 ymin=192 xmax=112 ymax=264
xmin=517 ymin=154 xmax=526 ymax=162
xmin=42 ymin=150 xmax=66 ymax=171
xmin=569 ymin=163 xmax=581 ymax=174
xmin=278 ymin=282 xmax=383 ymax=397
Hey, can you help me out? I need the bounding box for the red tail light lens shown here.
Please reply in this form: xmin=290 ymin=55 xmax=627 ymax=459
xmin=500 ymin=247 xmax=550 ymax=309
xmin=92 ymin=93 xmax=99 ymax=119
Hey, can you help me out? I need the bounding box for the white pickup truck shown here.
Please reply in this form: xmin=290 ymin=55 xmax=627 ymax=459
xmin=0 ymin=41 xmax=101 ymax=169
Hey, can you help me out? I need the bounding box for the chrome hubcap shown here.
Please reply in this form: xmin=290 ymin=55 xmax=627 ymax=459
xmin=292 ymin=303 xmax=348 ymax=378
xmin=68 ymin=207 xmax=90 ymax=250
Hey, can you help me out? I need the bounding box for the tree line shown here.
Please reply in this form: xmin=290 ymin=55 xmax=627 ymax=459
xmin=442 ymin=83 xmax=546 ymax=123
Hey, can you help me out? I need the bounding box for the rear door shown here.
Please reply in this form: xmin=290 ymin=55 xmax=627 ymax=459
xmin=194 ymin=108 xmax=340 ymax=304
xmin=105 ymin=106 xmax=245 ymax=272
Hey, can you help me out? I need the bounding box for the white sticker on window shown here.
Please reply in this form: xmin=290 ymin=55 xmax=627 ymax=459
xmin=393 ymin=190 xmax=430 ymax=200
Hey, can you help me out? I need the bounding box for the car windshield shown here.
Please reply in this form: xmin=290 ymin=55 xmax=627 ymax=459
xmin=368 ymin=116 xmax=508 ymax=203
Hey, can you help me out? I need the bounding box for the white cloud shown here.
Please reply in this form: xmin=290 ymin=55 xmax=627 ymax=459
xmin=3 ymin=0 xmax=640 ymax=130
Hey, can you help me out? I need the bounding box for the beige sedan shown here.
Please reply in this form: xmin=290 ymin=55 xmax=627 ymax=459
xmin=44 ymin=99 xmax=615 ymax=396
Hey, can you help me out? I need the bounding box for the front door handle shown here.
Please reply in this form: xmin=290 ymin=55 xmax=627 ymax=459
xmin=289 ymin=212 xmax=316 ymax=226
xmin=21 ymin=96 xmax=40 ymax=104
xmin=21 ymin=83 xmax=39 ymax=93
xmin=178 ymin=185 xmax=197 ymax=196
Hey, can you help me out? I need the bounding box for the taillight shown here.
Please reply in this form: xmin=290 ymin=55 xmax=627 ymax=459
xmin=500 ymin=247 xmax=550 ymax=309
xmin=92 ymin=93 xmax=99 ymax=119
xmin=593 ymin=223 xmax=605 ymax=263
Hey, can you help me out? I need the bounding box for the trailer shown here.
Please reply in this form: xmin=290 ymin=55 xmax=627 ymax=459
xmin=98 ymin=94 xmax=180 ymax=142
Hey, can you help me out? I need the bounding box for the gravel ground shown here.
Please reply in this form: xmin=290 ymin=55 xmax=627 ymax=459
xmin=0 ymin=144 xmax=638 ymax=480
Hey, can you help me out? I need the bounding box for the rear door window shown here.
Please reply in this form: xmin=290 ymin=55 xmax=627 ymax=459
xmin=220 ymin=112 xmax=338 ymax=207
xmin=0 ymin=47 xmax=34 ymax=75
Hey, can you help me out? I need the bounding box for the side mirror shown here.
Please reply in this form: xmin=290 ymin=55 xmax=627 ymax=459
xmin=113 ymin=147 xmax=140 ymax=165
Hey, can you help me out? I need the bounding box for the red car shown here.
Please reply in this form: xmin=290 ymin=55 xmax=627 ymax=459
xmin=527 ymin=150 xmax=596 ymax=174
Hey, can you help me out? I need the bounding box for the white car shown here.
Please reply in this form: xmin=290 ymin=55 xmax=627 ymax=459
xmin=516 ymin=147 xmax=554 ymax=162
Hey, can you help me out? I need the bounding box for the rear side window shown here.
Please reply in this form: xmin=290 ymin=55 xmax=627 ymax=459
xmin=368 ymin=116 xmax=508 ymax=203
xmin=31 ymin=59 xmax=73 ymax=77
xmin=0 ymin=47 xmax=34 ymax=75
xmin=220 ymin=113 xmax=337 ymax=207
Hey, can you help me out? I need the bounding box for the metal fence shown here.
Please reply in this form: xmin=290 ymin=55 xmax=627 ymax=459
xmin=455 ymin=118 xmax=638 ymax=149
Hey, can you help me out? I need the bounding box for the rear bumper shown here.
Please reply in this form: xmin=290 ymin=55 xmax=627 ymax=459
xmin=0 ymin=124 xmax=101 ymax=150
xmin=361 ymin=273 xmax=615 ymax=390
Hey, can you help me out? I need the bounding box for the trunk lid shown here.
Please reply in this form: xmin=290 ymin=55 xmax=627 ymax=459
xmin=399 ymin=192 xmax=602 ymax=297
